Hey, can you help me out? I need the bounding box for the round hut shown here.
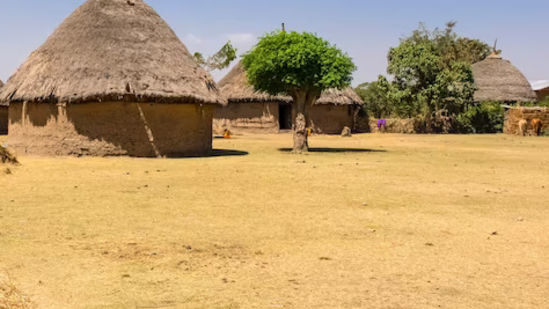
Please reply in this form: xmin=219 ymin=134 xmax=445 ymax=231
xmin=311 ymin=88 xmax=364 ymax=134
xmin=472 ymin=52 xmax=537 ymax=103
xmin=216 ymin=62 xmax=363 ymax=134
xmin=215 ymin=62 xmax=292 ymax=134
xmin=0 ymin=79 xmax=7 ymax=135
xmin=0 ymin=0 xmax=225 ymax=157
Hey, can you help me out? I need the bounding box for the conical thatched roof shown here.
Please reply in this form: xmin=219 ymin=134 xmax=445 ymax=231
xmin=317 ymin=87 xmax=363 ymax=106
xmin=219 ymin=62 xmax=292 ymax=104
xmin=472 ymin=53 xmax=536 ymax=103
xmin=0 ymin=0 xmax=225 ymax=105
xmin=0 ymin=80 xmax=5 ymax=107
xmin=220 ymin=62 xmax=363 ymax=106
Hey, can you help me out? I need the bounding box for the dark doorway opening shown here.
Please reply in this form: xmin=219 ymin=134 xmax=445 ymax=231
xmin=279 ymin=104 xmax=292 ymax=130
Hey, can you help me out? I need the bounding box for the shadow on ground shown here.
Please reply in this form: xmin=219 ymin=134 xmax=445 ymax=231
xmin=209 ymin=149 xmax=249 ymax=157
xmin=278 ymin=148 xmax=387 ymax=153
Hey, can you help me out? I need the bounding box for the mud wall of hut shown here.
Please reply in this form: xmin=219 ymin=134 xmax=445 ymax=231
xmin=504 ymin=107 xmax=549 ymax=135
xmin=8 ymin=102 xmax=213 ymax=157
xmin=309 ymin=105 xmax=355 ymax=134
xmin=213 ymin=102 xmax=280 ymax=134
xmin=0 ymin=107 xmax=7 ymax=135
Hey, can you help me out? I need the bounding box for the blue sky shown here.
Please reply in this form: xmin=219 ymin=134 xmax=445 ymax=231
xmin=1 ymin=0 xmax=548 ymax=85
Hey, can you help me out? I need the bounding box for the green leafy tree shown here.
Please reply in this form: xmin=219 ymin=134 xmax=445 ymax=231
xmin=408 ymin=22 xmax=492 ymax=69
xmin=242 ymin=31 xmax=355 ymax=152
xmin=455 ymin=101 xmax=505 ymax=133
xmin=355 ymin=76 xmax=393 ymax=118
xmin=383 ymin=22 xmax=489 ymax=122
xmin=194 ymin=41 xmax=237 ymax=71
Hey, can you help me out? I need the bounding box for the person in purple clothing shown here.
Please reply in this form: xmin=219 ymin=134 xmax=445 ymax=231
xmin=377 ymin=119 xmax=387 ymax=132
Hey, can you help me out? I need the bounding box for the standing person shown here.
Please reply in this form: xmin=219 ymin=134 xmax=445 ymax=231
xmin=377 ymin=119 xmax=387 ymax=132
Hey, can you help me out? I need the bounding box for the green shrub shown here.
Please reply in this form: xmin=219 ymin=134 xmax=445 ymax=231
xmin=455 ymin=102 xmax=504 ymax=133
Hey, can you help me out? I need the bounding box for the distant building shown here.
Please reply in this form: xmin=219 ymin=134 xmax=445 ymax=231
xmin=0 ymin=79 xmax=6 ymax=134
xmin=472 ymin=52 xmax=537 ymax=103
xmin=531 ymin=80 xmax=549 ymax=101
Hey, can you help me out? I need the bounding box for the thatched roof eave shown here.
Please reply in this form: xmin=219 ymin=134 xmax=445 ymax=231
xmin=315 ymin=87 xmax=364 ymax=106
xmin=220 ymin=63 xmax=363 ymax=106
xmin=0 ymin=80 xmax=6 ymax=107
xmin=2 ymin=92 xmax=226 ymax=105
xmin=227 ymin=97 xmax=292 ymax=104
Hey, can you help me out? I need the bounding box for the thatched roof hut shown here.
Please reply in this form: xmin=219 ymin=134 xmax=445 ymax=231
xmin=0 ymin=0 xmax=224 ymax=156
xmin=0 ymin=0 xmax=224 ymax=105
xmin=0 ymin=80 xmax=7 ymax=134
xmin=0 ymin=79 xmax=5 ymax=107
xmin=219 ymin=62 xmax=362 ymax=106
xmin=0 ymin=79 xmax=4 ymax=106
xmin=317 ymin=87 xmax=364 ymax=106
xmin=215 ymin=62 xmax=363 ymax=134
xmin=472 ymin=53 xmax=536 ymax=103
xmin=219 ymin=63 xmax=292 ymax=104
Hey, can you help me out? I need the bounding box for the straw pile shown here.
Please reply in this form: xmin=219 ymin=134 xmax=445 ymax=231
xmin=504 ymin=107 xmax=549 ymax=135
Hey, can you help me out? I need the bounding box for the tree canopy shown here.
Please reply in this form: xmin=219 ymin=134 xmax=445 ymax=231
xmin=358 ymin=22 xmax=492 ymax=121
xmin=355 ymin=77 xmax=392 ymax=118
xmin=242 ymin=31 xmax=355 ymax=98
xmin=242 ymin=30 xmax=356 ymax=152
xmin=193 ymin=41 xmax=237 ymax=71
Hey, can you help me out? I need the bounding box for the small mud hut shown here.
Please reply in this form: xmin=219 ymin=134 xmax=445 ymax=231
xmin=311 ymin=88 xmax=364 ymax=134
xmin=472 ymin=52 xmax=537 ymax=103
xmin=214 ymin=62 xmax=292 ymax=134
xmin=0 ymin=80 xmax=6 ymax=134
xmin=0 ymin=0 xmax=225 ymax=157
xmin=215 ymin=63 xmax=363 ymax=134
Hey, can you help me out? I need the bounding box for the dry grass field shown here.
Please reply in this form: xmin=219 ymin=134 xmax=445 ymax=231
xmin=0 ymin=133 xmax=548 ymax=309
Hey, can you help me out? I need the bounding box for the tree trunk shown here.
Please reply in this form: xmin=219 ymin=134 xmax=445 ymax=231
xmin=291 ymin=91 xmax=319 ymax=153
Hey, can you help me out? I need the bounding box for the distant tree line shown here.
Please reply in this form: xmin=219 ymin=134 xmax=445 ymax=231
xmin=356 ymin=22 xmax=507 ymax=133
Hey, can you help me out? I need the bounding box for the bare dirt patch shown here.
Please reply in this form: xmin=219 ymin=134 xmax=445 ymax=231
xmin=0 ymin=133 xmax=547 ymax=308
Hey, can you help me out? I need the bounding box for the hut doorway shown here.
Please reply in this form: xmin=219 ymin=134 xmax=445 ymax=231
xmin=279 ymin=104 xmax=292 ymax=130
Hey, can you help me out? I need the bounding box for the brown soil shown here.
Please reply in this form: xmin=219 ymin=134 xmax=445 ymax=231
xmin=0 ymin=133 xmax=547 ymax=308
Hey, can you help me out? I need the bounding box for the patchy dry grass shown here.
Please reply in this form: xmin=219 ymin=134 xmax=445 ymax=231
xmin=0 ymin=145 xmax=18 ymax=165
xmin=0 ymin=273 xmax=35 ymax=309
xmin=0 ymin=133 xmax=548 ymax=308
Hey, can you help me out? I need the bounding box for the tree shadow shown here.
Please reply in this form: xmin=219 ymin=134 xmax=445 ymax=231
xmin=278 ymin=148 xmax=387 ymax=153
xmin=209 ymin=149 xmax=249 ymax=157
xmin=165 ymin=149 xmax=249 ymax=159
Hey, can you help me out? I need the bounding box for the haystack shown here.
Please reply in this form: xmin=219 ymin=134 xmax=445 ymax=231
xmin=0 ymin=0 xmax=225 ymax=157
xmin=504 ymin=107 xmax=548 ymax=135
xmin=472 ymin=52 xmax=537 ymax=103
xmin=215 ymin=62 xmax=363 ymax=134
xmin=0 ymin=79 xmax=6 ymax=134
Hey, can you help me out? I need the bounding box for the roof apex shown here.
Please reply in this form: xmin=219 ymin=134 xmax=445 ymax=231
xmin=0 ymin=0 xmax=225 ymax=105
